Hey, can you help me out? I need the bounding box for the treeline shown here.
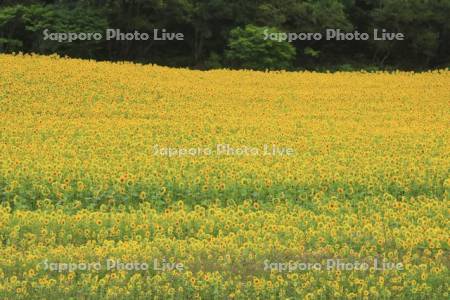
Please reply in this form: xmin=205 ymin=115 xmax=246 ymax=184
xmin=0 ymin=0 xmax=449 ymax=70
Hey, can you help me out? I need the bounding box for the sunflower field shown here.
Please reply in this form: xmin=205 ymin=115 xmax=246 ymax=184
xmin=0 ymin=54 xmax=449 ymax=299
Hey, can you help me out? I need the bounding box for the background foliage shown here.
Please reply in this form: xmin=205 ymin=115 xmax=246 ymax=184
xmin=0 ymin=0 xmax=449 ymax=70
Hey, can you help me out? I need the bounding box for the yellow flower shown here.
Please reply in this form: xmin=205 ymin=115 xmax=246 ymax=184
xmin=0 ymin=54 xmax=447 ymax=299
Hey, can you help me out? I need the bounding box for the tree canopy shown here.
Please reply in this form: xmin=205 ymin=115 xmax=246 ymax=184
xmin=0 ymin=0 xmax=448 ymax=70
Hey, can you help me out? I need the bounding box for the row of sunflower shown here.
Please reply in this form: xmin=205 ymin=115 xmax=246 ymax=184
xmin=0 ymin=198 xmax=448 ymax=299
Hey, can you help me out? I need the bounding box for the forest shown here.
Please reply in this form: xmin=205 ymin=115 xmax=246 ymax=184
xmin=0 ymin=0 xmax=449 ymax=70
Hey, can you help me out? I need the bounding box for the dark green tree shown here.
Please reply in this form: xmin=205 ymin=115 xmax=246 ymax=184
xmin=225 ymin=25 xmax=296 ymax=70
